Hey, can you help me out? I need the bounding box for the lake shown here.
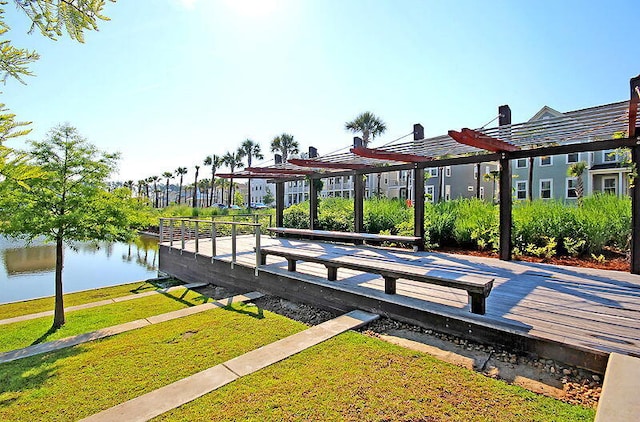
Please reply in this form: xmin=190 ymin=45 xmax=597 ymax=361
xmin=0 ymin=235 xmax=159 ymax=304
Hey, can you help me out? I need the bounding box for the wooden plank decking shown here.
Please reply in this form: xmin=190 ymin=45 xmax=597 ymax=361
xmin=159 ymin=235 xmax=640 ymax=372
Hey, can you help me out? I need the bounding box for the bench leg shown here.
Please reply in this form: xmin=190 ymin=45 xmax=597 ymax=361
xmin=326 ymin=265 xmax=338 ymax=281
xmin=384 ymin=277 xmax=397 ymax=294
xmin=259 ymin=253 xmax=267 ymax=265
xmin=469 ymin=293 xmax=486 ymax=315
xmin=287 ymin=259 xmax=296 ymax=272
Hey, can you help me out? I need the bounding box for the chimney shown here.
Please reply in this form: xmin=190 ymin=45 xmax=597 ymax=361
xmin=309 ymin=146 xmax=318 ymax=158
xmin=413 ymin=123 xmax=424 ymax=140
xmin=353 ymin=137 xmax=363 ymax=148
xmin=274 ymin=154 xmax=282 ymax=164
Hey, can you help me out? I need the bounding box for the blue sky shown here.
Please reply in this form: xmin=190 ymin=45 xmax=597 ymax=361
xmin=3 ymin=0 xmax=638 ymax=182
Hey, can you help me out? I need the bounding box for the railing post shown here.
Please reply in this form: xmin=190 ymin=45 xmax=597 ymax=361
xmin=169 ymin=219 xmax=174 ymax=249
xmin=180 ymin=220 xmax=185 ymax=254
xmin=194 ymin=220 xmax=199 ymax=255
xmin=159 ymin=218 xmax=164 ymax=243
xmin=255 ymin=223 xmax=261 ymax=276
xmin=231 ymin=224 xmax=237 ymax=269
xmin=211 ymin=222 xmax=217 ymax=259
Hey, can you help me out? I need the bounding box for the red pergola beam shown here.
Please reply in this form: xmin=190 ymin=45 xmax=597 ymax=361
xmin=288 ymin=158 xmax=369 ymax=170
xmin=350 ymin=146 xmax=433 ymax=163
xmin=448 ymin=128 xmax=519 ymax=152
xmin=244 ymin=167 xmax=315 ymax=175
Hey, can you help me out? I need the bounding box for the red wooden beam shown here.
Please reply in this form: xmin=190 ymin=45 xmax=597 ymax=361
xmin=448 ymin=128 xmax=519 ymax=152
xmin=244 ymin=167 xmax=315 ymax=175
xmin=350 ymin=147 xmax=433 ymax=163
xmin=216 ymin=172 xmax=303 ymax=179
xmin=288 ymin=158 xmax=369 ymax=170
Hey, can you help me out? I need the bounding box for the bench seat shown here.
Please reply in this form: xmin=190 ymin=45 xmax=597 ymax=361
xmin=267 ymin=227 xmax=422 ymax=250
xmin=259 ymin=245 xmax=493 ymax=315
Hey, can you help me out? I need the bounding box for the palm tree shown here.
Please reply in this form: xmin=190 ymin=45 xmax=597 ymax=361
xmin=137 ymin=180 xmax=146 ymax=201
xmin=346 ymin=112 xmax=387 ymax=196
xmin=192 ymin=165 xmax=200 ymax=208
xmin=204 ymin=154 xmax=222 ymax=207
xmin=270 ymin=133 xmax=299 ymax=163
xmin=147 ymin=176 xmax=160 ymax=208
xmin=124 ymin=180 xmax=134 ymax=197
xmin=175 ymin=167 xmax=188 ymax=204
xmin=223 ymin=150 xmax=244 ymax=206
xmin=568 ymin=161 xmax=588 ymax=203
xmin=239 ymin=139 xmax=264 ymax=208
xmin=345 ymin=111 xmax=387 ymax=147
xmin=162 ymin=171 xmax=174 ymax=207
xmin=199 ymin=178 xmax=210 ymax=203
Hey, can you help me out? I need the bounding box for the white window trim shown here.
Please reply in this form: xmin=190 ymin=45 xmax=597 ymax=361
xmin=566 ymin=153 xmax=579 ymax=164
xmin=426 ymin=185 xmax=435 ymax=203
xmin=445 ymin=166 xmax=452 ymax=177
xmin=539 ymin=156 xmax=552 ymax=166
xmin=515 ymin=158 xmax=528 ymax=169
xmin=540 ymin=178 xmax=553 ymax=199
xmin=479 ymin=186 xmax=485 ymax=199
xmin=427 ymin=168 xmax=438 ymax=177
xmin=603 ymin=150 xmax=618 ymax=163
xmin=566 ymin=177 xmax=578 ymax=199
xmin=602 ymin=176 xmax=617 ymax=194
xmin=515 ymin=180 xmax=527 ymax=200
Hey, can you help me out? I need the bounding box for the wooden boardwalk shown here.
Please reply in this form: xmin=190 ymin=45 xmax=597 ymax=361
xmin=160 ymin=235 xmax=640 ymax=372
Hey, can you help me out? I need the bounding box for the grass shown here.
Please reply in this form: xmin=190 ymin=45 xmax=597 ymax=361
xmin=0 ymin=287 xmax=210 ymax=352
xmin=0 ymin=289 xmax=594 ymax=422
xmin=0 ymin=279 xmax=181 ymax=321
xmin=155 ymin=332 xmax=595 ymax=422
xmin=0 ymin=302 xmax=307 ymax=421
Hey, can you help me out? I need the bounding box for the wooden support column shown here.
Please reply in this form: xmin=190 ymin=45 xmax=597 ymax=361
xmin=499 ymin=154 xmax=512 ymax=261
xmin=413 ymin=167 xmax=425 ymax=251
xmin=275 ymin=181 xmax=285 ymax=228
xmin=354 ymin=173 xmax=364 ymax=232
xmin=629 ymin=75 xmax=640 ymax=273
xmin=309 ymin=178 xmax=319 ymax=230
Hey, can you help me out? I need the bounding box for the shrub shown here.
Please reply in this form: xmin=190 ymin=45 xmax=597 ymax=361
xmin=364 ymin=198 xmax=411 ymax=234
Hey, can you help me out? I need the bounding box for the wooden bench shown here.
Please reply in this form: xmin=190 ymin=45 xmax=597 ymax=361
xmin=259 ymin=245 xmax=493 ymax=315
xmin=267 ymin=227 xmax=423 ymax=250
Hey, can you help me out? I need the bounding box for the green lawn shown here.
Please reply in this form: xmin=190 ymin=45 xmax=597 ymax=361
xmin=0 ymin=303 xmax=307 ymax=421
xmin=155 ymin=332 xmax=595 ymax=422
xmin=0 ymin=287 xmax=210 ymax=352
xmin=0 ymin=279 xmax=181 ymax=320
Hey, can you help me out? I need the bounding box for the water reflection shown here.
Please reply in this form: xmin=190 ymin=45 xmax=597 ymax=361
xmin=0 ymin=235 xmax=159 ymax=304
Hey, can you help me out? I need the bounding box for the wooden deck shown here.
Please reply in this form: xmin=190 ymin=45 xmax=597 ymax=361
xmin=159 ymin=235 xmax=640 ymax=373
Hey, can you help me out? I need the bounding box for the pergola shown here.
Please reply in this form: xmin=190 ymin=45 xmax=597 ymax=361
xmin=220 ymin=75 xmax=640 ymax=273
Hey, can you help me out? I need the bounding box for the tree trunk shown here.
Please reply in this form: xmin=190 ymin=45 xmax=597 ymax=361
xmin=52 ymin=236 xmax=65 ymax=329
xmin=228 ymin=178 xmax=234 ymax=206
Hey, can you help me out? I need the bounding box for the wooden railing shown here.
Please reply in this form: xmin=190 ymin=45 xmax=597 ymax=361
xmin=159 ymin=217 xmax=262 ymax=274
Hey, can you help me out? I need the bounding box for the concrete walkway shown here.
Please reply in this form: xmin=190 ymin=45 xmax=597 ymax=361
xmin=595 ymin=353 xmax=640 ymax=422
xmin=81 ymin=310 xmax=379 ymax=422
xmin=0 ymin=282 xmax=208 ymax=326
xmin=0 ymin=291 xmax=262 ymax=364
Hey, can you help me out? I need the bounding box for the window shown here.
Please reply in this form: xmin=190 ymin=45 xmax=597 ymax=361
xmin=479 ymin=187 xmax=485 ymax=200
xmin=445 ymin=166 xmax=451 ymax=177
xmin=516 ymin=181 xmax=527 ymax=200
xmin=540 ymin=179 xmax=552 ymax=199
xmin=540 ymin=156 xmax=552 ymax=166
xmin=473 ymin=166 xmax=478 ymax=179
xmin=567 ymin=153 xmax=579 ymax=164
xmin=426 ymin=185 xmax=435 ymax=202
xmin=603 ymin=177 xmax=617 ymax=194
xmin=603 ymin=150 xmax=618 ymax=163
xmin=566 ymin=178 xmax=578 ymax=198
xmin=427 ymin=168 xmax=438 ymax=177
xmin=445 ymin=185 xmax=451 ymax=201
xmin=516 ymin=158 xmax=527 ymax=169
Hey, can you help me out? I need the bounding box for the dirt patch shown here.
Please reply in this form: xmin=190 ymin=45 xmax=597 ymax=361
xmin=192 ymin=283 xmax=602 ymax=408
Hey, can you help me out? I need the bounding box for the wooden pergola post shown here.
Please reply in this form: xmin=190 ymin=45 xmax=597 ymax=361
xmin=309 ymin=178 xmax=319 ymax=230
xmin=629 ymin=75 xmax=640 ymax=273
xmin=275 ymin=181 xmax=285 ymax=227
xmin=498 ymin=105 xmax=512 ymax=261
xmin=354 ymin=173 xmax=364 ymax=232
xmin=413 ymin=166 xmax=426 ymax=251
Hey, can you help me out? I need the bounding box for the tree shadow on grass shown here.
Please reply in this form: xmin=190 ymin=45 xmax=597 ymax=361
xmin=0 ymin=346 xmax=84 ymax=404
xmin=220 ymin=302 xmax=265 ymax=320
xmin=29 ymin=324 xmax=62 ymax=346
xmin=156 ymin=289 xmax=211 ymax=308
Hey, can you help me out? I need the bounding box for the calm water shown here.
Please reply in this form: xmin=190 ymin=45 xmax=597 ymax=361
xmin=0 ymin=235 xmax=159 ymax=304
